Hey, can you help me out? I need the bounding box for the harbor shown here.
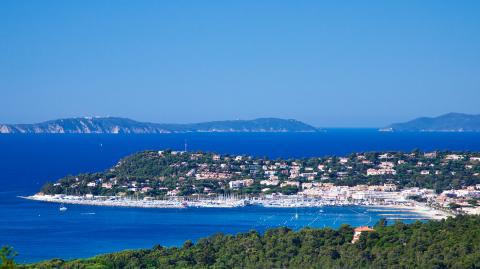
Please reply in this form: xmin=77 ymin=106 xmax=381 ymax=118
xmin=22 ymin=192 xmax=452 ymax=220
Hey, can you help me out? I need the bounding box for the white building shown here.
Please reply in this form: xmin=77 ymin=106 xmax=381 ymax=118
xmin=229 ymin=179 xmax=254 ymax=189
xmin=445 ymin=154 xmax=464 ymax=161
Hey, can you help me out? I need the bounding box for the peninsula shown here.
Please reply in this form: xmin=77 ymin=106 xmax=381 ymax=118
xmin=382 ymin=112 xmax=480 ymax=132
xmin=26 ymin=150 xmax=480 ymax=217
xmin=0 ymin=117 xmax=318 ymax=134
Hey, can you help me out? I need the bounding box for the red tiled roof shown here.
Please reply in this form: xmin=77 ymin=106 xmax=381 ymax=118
xmin=354 ymin=226 xmax=375 ymax=232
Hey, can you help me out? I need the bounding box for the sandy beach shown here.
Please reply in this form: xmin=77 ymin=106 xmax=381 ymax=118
xmin=368 ymin=204 xmax=453 ymax=220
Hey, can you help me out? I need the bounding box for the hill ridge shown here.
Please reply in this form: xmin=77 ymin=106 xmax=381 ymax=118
xmin=382 ymin=113 xmax=480 ymax=132
xmin=0 ymin=117 xmax=318 ymax=134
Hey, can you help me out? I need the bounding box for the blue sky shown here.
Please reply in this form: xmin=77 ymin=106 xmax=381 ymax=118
xmin=1 ymin=1 xmax=479 ymax=127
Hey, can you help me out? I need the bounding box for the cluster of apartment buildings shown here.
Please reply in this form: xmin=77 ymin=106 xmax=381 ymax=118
xmin=436 ymin=185 xmax=480 ymax=213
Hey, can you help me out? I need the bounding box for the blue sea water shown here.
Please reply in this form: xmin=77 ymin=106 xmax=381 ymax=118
xmin=1 ymin=130 xmax=480 ymax=263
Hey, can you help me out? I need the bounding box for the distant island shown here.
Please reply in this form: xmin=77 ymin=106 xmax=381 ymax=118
xmin=0 ymin=117 xmax=318 ymax=134
xmin=382 ymin=112 xmax=480 ymax=132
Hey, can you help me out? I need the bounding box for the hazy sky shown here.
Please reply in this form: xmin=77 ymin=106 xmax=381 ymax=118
xmin=1 ymin=1 xmax=479 ymax=127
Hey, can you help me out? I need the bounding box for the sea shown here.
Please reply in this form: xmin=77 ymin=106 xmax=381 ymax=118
xmin=1 ymin=129 xmax=480 ymax=263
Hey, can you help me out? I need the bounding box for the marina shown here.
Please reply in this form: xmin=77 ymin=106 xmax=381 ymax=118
xmin=22 ymin=192 xmax=451 ymax=220
xmin=2 ymin=195 xmax=432 ymax=263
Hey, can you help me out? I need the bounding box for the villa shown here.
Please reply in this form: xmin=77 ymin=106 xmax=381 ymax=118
xmin=351 ymin=226 xmax=375 ymax=243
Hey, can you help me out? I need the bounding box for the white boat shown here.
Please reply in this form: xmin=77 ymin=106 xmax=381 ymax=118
xmin=59 ymin=204 xmax=67 ymax=212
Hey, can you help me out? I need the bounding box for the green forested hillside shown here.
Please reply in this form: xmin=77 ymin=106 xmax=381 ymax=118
xmin=40 ymin=150 xmax=480 ymax=198
xmin=20 ymin=215 xmax=480 ymax=269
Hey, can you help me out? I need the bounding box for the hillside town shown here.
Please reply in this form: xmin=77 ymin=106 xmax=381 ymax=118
xmin=28 ymin=150 xmax=480 ymax=215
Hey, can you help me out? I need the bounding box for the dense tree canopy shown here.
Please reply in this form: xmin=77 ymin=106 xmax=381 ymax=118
xmin=20 ymin=215 xmax=480 ymax=269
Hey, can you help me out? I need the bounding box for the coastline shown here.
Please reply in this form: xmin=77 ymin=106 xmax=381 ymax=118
xmin=366 ymin=204 xmax=453 ymax=220
xmin=21 ymin=195 xmax=186 ymax=209
xmin=21 ymin=194 xmax=452 ymax=220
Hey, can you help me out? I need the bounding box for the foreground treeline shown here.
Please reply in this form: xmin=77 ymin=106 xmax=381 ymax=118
xmin=20 ymin=216 xmax=480 ymax=269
